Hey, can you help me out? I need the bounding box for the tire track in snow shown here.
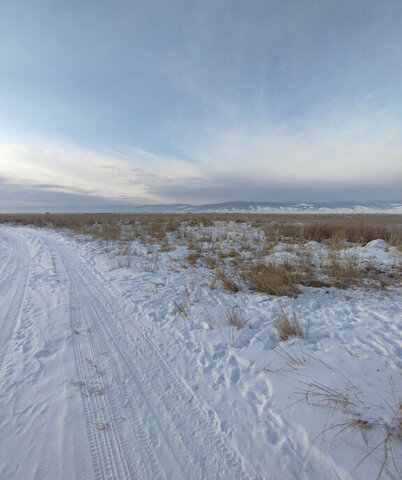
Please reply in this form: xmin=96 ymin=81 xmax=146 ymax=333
xmin=48 ymin=235 xmax=164 ymax=480
xmin=0 ymin=229 xmax=31 ymax=376
xmin=0 ymin=231 xmax=14 ymax=283
xmin=56 ymin=249 xmax=133 ymax=480
xmin=45 ymin=232 xmax=252 ymax=479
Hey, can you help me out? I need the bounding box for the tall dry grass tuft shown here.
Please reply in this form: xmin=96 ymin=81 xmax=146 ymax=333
xmin=90 ymin=223 xmax=121 ymax=241
xmin=326 ymin=249 xmax=361 ymax=287
xmin=210 ymin=269 xmax=240 ymax=293
xmin=223 ymin=305 xmax=248 ymax=329
xmin=204 ymin=304 xmax=247 ymax=344
xmin=241 ymin=259 xmax=302 ymax=296
xmin=275 ymin=308 xmax=308 ymax=341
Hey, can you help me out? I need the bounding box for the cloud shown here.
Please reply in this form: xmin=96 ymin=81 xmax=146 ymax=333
xmin=184 ymin=116 xmax=402 ymax=186
xmin=0 ymin=178 xmax=131 ymax=212
xmin=0 ymin=113 xmax=401 ymax=211
xmin=0 ymin=1 xmax=401 ymax=211
xmin=144 ymin=173 xmax=402 ymax=204
xmin=0 ymin=137 xmax=203 ymax=205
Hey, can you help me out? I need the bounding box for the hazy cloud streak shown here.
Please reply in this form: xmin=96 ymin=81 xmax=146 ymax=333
xmin=0 ymin=1 xmax=401 ymax=208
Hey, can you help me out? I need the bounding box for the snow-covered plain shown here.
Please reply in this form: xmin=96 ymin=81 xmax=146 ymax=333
xmin=0 ymin=223 xmax=401 ymax=479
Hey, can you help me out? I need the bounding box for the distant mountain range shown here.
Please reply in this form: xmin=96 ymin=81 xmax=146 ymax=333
xmin=19 ymin=200 xmax=401 ymax=214
xmin=123 ymin=200 xmax=402 ymax=214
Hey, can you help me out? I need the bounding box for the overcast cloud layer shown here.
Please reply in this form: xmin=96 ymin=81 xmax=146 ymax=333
xmin=0 ymin=1 xmax=401 ymax=209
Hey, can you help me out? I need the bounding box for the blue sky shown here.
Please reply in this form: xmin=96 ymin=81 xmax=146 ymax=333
xmin=0 ymin=1 xmax=401 ymax=209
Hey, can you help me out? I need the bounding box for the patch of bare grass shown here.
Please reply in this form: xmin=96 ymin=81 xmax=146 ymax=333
xmin=326 ymin=249 xmax=361 ymax=288
xmin=241 ymin=259 xmax=301 ymax=296
xmin=202 ymin=254 xmax=217 ymax=269
xmin=90 ymin=222 xmax=121 ymax=241
xmin=204 ymin=304 xmax=248 ymax=345
xmin=275 ymin=308 xmax=308 ymax=341
xmin=223 ymin=305 xmax=247 ymax=329
xmin=188 ymin=252 xmax=201 ymax=266
xmin=210 ymin=269 xmax=240 ymax=293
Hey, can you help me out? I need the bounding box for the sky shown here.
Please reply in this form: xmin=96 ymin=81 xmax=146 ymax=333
xmin=0 ymin=0 xmax=401 ymax=210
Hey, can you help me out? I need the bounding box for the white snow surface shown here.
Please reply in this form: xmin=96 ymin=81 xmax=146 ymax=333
xmin=0 ymin=226 xmax=401 ymax=479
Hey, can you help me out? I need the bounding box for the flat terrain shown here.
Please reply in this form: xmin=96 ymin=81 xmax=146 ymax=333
xmin=0 ymin=216 xmax=401 ymax=479
xmin=0 ymin=227 xmax=251 ymax=479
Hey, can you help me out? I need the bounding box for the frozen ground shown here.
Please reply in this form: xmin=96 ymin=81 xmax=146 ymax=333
xmin=0 ymin=225 xmax=401 ymax=479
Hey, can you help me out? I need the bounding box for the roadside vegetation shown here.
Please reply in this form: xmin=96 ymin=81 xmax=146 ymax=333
xmin=1 ymin=213 xmax=400 ymax=293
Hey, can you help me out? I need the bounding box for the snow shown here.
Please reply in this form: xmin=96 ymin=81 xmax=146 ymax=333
xmin=0 ymin=225 xmax=401 ymax=479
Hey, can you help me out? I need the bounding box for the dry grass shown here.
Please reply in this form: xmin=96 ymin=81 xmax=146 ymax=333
xmin=1 ymin=213 xmax=400 ymax=248
xmin=273 ymin=343 xmax=307 ymax=370
xmin=85 ymin=384 xmax=109 ymax=397
xmin=174 ymin=301 xmax=188 ymax=319
xmin=210 ymin=269 xmax=240 ymax=293
xmin=1 ymin=212 xmax=400 ymax=291
xmin=298 ymin=371 xmax=402 ymax=480
xmin=1 ymin=212 xmax=400 ymax=242
xmin=275 ymin=308 xmax=308 ymax=341
xmin=204 ymin=304 xmax=248 ymax=344
xmin=89 ymin=223 xmax=121 ymax=241
xmin=223 ymin=305 xmax=247 ymax=329
xmin=302 ymin=380 xmax=354 ymax=411
xmin=188 ymin=251 xmax=201 ymax=266
xmin=241 ymin=259 xmax=302 ymax=296
xmin=326 ymin=249 xmax=361 ymax=287
xmin=96 ymin=422 xmax=109 ymax=432
xmin=69 ymin=379 xmax=85 ymax=388
xmin=202 ymin=254 xmax=217 ymax=269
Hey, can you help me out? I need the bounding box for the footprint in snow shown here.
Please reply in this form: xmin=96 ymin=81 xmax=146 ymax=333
xmin=220 ymin=420 xmax=235 ymax=437
xmin=264 ymin=409 xmax=284 ymax=446
xmin=246 ymin=384 xmax=268 ymax=417
xmin=212 ymin=373 xmax=226 ymax=391
xmin=230 ymin=367 xmax=241 ymax=384
xmin=212 ymin=343 xmax=227 ymax=361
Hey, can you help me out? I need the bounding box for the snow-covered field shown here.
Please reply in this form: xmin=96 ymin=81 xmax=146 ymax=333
xmin=0 ymin=220 xmax=401 ymax=480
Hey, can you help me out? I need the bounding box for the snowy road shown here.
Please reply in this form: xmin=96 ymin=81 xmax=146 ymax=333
xmin=0 ymin=228 xmax=251 ymax=480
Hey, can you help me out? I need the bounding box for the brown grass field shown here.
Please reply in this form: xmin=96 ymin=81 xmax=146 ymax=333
xmin=1 ymin=212 xmax=400 ymax=293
